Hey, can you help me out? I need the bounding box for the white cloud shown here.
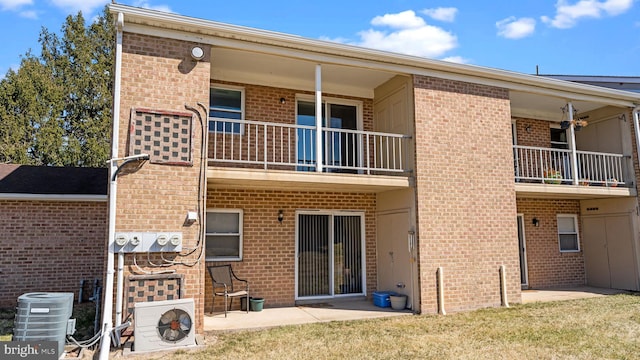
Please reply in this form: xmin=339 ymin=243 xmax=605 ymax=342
xmin=354 ymin=10 xmax=457 ymax=58
xmin=496 ymin=17 xmax=536 ymax=39
xmin=371 ymin=10 xmax=426 ymax=29
xmin=132 ymin=0 xmax=172 ymax=13
xmin=441 ymin=56 xmax=470 ymax=64
xmin=19 ymin=9 xmax=37 ymax=18
xmin=49 ymin=0 xmax=108 ymax=15
xmin=541 ymin=0 xmax=634 ymax=29
xmin=422 ymin=7 xmax=458 ymax=22
xmin=0 ymin=0 xmax=31 ymax=10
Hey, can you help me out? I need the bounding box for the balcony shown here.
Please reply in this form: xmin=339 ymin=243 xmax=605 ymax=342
xmin=513 ymin=145 xmax=636 ymax=199
xmin=206 ymin=118 xmax=413 ymax=192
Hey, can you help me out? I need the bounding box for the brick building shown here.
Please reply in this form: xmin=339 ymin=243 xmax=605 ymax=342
xmin=106 ymin=3 xmax=640 ymax=338
xmin=0 ymin=165 xmax=107 ymax=306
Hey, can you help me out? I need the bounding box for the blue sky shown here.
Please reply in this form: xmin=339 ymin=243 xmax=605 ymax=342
xmin=0 ymin=0 xmax=638 ymax=77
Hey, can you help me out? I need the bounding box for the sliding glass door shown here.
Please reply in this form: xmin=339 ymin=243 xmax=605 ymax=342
xmin=296 ymin=99 xmax=360 ymax=172
xmin=296 ymin=212 xmax=364 ymax=299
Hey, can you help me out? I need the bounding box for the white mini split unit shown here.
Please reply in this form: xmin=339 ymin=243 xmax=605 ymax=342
xmin=134 ymin=298 xmax=196 ymax=353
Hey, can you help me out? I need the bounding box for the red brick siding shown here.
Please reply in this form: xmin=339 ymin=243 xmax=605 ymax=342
xmin=0 ymin=200 xmax=107 ymax=307
xmin=413 ymin=75 xmax=521 ymax=313
xmin=516 ymin=199 xmax=585 ymax=288
xmin=118 ymin=33 xmax=210 ymax=332
xmin=204 ymin=189 xmax=376 ymax=313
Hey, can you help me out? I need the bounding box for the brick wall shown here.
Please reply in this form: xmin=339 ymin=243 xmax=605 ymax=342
xmin=204 ymin=188 xmax=376 ymax=313
xmin=516 ymin=199 xmax=585 ymax=288
xmin=0 ymin=200 xmax=107 ymax=307
xmin=117 ymin=33 xmax=210 ymax=332
xmin=514 ymin=117 xmax=550 ymax=147
xmin=413 ymin=75 xmax=521 ymax=313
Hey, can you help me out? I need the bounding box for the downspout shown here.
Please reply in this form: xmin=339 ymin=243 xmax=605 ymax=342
xmin=315 ymin=64 xmax=323 ymax=172
xmin=568 ymin=102 xmax=579 ymax=185
xmin=633 ymin=107 xmax=640 ymax=179
xmin=99 ymin=12 xmax=124 ymax=360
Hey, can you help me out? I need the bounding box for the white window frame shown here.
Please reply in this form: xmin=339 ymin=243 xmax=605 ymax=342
xmin=557 ymin=214 xmax=580 ymax=253
xmin=205 ymin=208 xmax=243 ymax=261
xmin=209 ymin=84 xmax=245 ymax=134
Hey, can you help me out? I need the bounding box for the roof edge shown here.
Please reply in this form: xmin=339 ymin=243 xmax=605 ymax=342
xmin=0 ymin=194 xmax=108 ymax=202
xmin=108 ymin=3 xmax=640 ymax=105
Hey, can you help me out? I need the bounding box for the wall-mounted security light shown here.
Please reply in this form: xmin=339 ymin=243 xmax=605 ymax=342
xmin=190 ymin=46 xmax=205 ymax=61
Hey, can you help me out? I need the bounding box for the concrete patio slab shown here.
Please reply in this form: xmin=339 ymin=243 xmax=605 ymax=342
xmin=204 ymin=298 xmax=412 ymax=332
xmin=521 ymin=286 xmax=630 ymax=303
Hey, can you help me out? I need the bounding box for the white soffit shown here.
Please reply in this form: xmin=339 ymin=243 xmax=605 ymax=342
xmin=211 ymin=47 xmax=397 ymax=98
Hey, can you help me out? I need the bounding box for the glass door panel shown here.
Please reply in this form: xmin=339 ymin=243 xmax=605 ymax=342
xmin=333 ymin=215 xmax=362 ymax=294
xmin=297 ymin=214 xmax=330 ymax=297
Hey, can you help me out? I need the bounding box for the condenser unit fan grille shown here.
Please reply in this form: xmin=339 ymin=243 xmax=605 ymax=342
xmin=157 ymin=308 xmax=192 ymax=343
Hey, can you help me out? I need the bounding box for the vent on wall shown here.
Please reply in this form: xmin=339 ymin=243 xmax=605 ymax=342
xmin=129 ymin=108 xmax=193 ymax=166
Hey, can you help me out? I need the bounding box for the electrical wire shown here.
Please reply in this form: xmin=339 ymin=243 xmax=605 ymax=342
xmin=132 ymin=253 xmax=176 ymax=274
xmin=66 ymin=331 xmax=103 ymax=348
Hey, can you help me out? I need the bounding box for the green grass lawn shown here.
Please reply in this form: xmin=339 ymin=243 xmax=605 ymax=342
xmin=2 ymin=295 xmax=639 ymax=359
xmin=167 ymin=294 xmax=640 ymax=360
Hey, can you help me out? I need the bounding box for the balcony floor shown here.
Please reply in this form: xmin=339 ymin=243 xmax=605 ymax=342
xmin=515 ymin=182 xmax=636 ymax=199
xmin=207 ymin=167 xmax=412 ymax=193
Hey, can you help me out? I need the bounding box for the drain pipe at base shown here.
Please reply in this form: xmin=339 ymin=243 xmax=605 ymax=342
xmin=500 ymin=265 xmax=509 ymax=307
xmin=98 ymin=12 xmax=124 ymax=360
xmin=437 ymin=267 xmax=446 ymax=315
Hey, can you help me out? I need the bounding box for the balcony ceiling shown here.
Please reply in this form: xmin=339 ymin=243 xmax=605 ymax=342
xmin=510 ymin=91 xmax=607 ymax=122
xmin=211 ymin=47 xmax=399 ymax=98
xmin=211 ymin=48 xmax=627 ymax=118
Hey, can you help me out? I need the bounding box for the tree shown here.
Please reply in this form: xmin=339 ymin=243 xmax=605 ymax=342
xmin=0 ymin=6 xmax=113 ymax=167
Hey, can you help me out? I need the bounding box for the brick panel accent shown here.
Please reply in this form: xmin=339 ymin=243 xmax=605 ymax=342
xmin=204 ymin=189 xmax=376 ymax=313
xmin=413 ymin=75 xmax=521 ymax=313
xmin=516 ymin=199 xmax=585 ymax=288
xmin=118 ymin=33 xmax=210 ymax=332
xmin=0 ymin=200 xmax=107 ymax=307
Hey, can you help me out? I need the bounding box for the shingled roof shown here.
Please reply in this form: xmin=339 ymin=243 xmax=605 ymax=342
xmin=0 ymin=164 xmax=107 ymax=195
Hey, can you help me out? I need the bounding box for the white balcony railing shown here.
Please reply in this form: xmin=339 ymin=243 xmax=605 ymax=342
xmin=513 ymin=145 xmax=629 ymax=186
xmin=208 ymin=118 xmax=411 ymax=174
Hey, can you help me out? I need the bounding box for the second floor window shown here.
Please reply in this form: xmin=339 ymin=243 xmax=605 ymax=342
xmin=209 ymin=86 xmax=243 ymax=134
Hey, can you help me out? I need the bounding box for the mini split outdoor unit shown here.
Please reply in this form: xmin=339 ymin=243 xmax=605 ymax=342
xmin=133 ymin=298 xmax=196 ymax=352
xmin=12 ymin=292 xmax=75 ymax=359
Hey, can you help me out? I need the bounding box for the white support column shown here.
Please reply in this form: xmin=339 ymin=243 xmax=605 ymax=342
xmin=568 ymin=102 xmax=579 ymax=185
xmin=315 ymin=64 xmax=323 ymax=172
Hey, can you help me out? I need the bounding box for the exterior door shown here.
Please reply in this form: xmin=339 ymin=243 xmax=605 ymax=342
xmin=296 ymin=212 xmax=365 ymax=299
xmin=377 ymin=211 xmax=414 ymax=308
xmin=582 ymin=215 xmax=638 ymax=290
xmin=516 ymin=215 xmax=528 ymax=288
xmin=582 ymin=217 xmax=610 ymax=288
xmin=296 ymin=100 xmax=360 ymax=172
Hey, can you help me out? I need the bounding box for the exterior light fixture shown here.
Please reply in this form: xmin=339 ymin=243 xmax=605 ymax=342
xmin=532 ymin=218 xmax=540 ymax=227
xmin=190 ymin=46 xmax=205 ymax=61
xmin=278 ymin=210 xmax=284 ymax=223
xmin=280 ymin=97 xmax=286 ymax=104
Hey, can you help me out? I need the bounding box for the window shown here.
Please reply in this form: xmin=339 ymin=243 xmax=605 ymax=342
xmin=557 ymin=214 xmax=579 ymax=252
xmin=209 ymin=86 xmax=243 ymax=134
xmin=206 ymin=209 xmax=243 ymax=261
xmin=550 ymin=127 xmax=568 ymax=149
